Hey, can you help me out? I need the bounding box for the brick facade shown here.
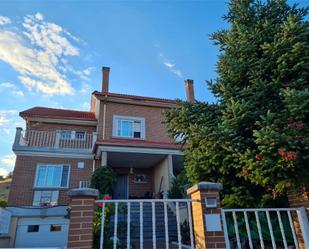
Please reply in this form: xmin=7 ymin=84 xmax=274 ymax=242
xmin=10 ymin=71 xmax=181 ymax=208
xmin=8 ymin=156 xmax=93 ymax=206
xmin=98 ymin=101 xmax=172 ymax=143
xmin=27 ymin=121 xmax=96 ymax=133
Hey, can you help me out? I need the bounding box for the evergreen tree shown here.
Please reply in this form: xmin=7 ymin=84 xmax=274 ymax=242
xmin=165 ymin=0 xmax=308 ymax=207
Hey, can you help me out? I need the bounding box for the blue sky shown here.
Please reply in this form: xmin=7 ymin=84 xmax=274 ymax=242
xmin=0 ymin=0 xmax=306 ymax=176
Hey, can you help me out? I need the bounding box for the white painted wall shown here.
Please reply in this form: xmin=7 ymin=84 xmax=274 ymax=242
xmin=154 ymin=155 xmax=174 ymax=194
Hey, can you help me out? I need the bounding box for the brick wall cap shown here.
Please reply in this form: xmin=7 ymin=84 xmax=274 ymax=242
xmin=187 ymin=181 xmax=223 ymax=194
xmin=68 ymin=188 xmax=99 ymax=198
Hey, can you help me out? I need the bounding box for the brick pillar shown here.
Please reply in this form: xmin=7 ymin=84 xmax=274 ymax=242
xmin=287 ymin=185 xmax=309 ymax=249
xmin=187 ymin=182 xmax=226 ymax=249
xmin=67 ymin=188 xmax=99 ymax=249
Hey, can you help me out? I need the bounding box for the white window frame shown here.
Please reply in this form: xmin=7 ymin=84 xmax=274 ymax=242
xmin=58 ymin=130 xmax=86 ymax=140
xmin=59 ymin=130 xmax=73 ymax=140
xmin=75 ymin=131 xmax=86 ymax=140
xmin=33 ymin=190 xmax=59 ymax=206
xmin=113 ymin=115 xmax=146 ymax=139
xmin=34 ymin=164 xmax=71 ymax=189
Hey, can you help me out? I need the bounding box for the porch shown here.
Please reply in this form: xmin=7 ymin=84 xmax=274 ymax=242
xmin=97 ymin=146 xmax=183 ymax=199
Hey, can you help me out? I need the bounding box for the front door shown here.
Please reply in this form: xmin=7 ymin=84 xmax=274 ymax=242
xmin=113 ymin=175 xmax=128 ymax=199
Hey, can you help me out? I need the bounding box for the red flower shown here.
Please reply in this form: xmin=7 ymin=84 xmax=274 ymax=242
xmin=285 ymin=151 xmax=299 ymax=161
xmin=286 ymin=181 xmax=292 ymax=188
xmin=266 ymin=186 xmax=273 ymax=193
xmin=288 ymin=121 xmax=305 ymax=130
xmin=279 ymin=149 xmax=299 ymax=161
xmin=272 ymin=191 xmax=279 ymax=198
xmin=278 ymin=148 xmax=286 ymax=157
xmin=97 ymin=196 xmax=112 ymax=207
xmin=242 ymin=168 xmax=250 ymax=177
xmin=296 ymin=122 xmax=305 ymax=130
xmin=287 ymin=117 xmax=294 ymax=124
xmin=255 ymin=153 xmax=263 ymax=161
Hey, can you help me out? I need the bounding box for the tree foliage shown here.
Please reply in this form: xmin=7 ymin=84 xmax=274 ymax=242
xmin=165 ymin=0 xmax=308 ymax=207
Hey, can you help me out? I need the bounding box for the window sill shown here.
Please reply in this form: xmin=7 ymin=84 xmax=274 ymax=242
xmin=33 ymin=187 xmax=68 ymax=190
xmin=112 ymin=136 xmax=146 ymax=141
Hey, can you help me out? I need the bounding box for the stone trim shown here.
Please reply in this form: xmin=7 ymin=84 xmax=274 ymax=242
xmin=68 ymin=188 xmax=99 ymax=198
xmin=187 ymin=181 xmax=223 ymax=195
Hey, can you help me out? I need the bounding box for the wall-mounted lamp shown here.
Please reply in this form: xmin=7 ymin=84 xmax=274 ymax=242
xmin=129 ymin=167 xmax=134 ymax=175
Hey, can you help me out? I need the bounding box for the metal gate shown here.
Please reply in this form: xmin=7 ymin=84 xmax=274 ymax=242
xmin=222 ymin=207 xmax=309 ymax=249
xmin=96 ymin=199 xmax=196 ymax=249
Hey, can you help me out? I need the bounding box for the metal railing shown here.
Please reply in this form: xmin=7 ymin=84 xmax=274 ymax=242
xmin=222 ymin=207 xmax=309 ymax=249
xmin=14 ymin=128 xmax=97 ymax=150
xmin=96 ymin=199 xmax=196 ymax=249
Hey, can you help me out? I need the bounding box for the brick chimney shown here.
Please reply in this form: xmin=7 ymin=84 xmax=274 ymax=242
xmin=185 ymin=79 xmax=195 ymax=103
xmin=102 ymin=67 xmax=110 ymax=93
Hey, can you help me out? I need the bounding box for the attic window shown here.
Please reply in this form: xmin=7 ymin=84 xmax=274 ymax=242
xmin=113 ymin=115 xmax=145 ymax=139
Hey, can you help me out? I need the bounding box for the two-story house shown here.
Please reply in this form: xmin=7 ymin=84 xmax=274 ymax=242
xmin=3 ymin=67 xmax=195 ymax=248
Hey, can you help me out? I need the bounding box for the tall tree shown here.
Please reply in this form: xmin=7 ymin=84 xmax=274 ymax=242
xmin=165 ymin=0 xmax=308 ymax=207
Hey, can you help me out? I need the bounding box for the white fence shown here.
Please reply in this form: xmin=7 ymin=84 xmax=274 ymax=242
xmin=222 ymin=207 xmax=309 ymax=249
xmin=96 ymin=199 xmax=196 ymax=249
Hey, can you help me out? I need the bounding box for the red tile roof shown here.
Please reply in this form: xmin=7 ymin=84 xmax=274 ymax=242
xmin=95 ymin=138 xmax=183 ymax=150
xmin=93 ymin=91 xmax=178 ymax=104
xmin=20 ymin=107 xmax=96 ymax=121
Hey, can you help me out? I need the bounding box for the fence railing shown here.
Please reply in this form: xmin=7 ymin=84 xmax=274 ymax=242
xmin=96 ymin=199 xmax=196 ymax=249
xmin=14 ymin=128 xmax=97 ymax=150
xmin=222 ymin=207 xmax=309 ymax=249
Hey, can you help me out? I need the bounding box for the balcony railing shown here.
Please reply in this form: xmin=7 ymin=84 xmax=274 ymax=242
xmin=14 ymin=128 xmax=97 ymax=151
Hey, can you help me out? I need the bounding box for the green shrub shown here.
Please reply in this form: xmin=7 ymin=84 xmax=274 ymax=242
xmin=90 ymin=166 xmax=116 ymax=197
xmin=0 ymin=198 xmax=7 ymax=208
xmin=168 ymin=171 xmax=188 ymax=199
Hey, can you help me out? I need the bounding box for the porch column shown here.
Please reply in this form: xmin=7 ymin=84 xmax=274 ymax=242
xmin=101 ymin=151 xmax=107 ymax=167
xmin=187 ymin=182 xmax=226 ymax=249
xmin=167 ymin=154 xmax=175 ymax=189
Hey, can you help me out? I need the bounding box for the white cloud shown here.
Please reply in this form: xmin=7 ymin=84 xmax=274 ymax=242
xmin=0 ymin=110 xmax=18 ymax=127
xmin=0 ymin=13 xmax=80 ymax=96
xmin=0 ymin=167 xmax=9 ymax=176
xmin=0 ymin=154 xmax=16 ymax=176
xmin=0 ymin=82 xmax=25 ymax=97
xmin=79 ymin=83 xmax=91 ymax=94
xmin=0 ymin=82 xmax=14 ymax=88
xmin=34 ymin=12 xmax=43 ymax=21
xmin=0 ymin=16 xmax=11 ymax=26
xmin=0 ymin=116 xmax=8 ymax=126
xmin=15 ymin=90 xmax=24 ymax=97
xmin=0 ymin=154 xmax=15 ymax=167
xmin=159 ymin=53 xmax=183 ymax=78
xmin=81 ymin=102 xmax=90 ymax=110
xmin=83 ymin=67 xmax=95 ymax=76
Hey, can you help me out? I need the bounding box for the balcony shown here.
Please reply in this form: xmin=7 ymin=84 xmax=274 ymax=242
xmin=13 ymin=128 xmax=97 ymax=153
